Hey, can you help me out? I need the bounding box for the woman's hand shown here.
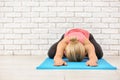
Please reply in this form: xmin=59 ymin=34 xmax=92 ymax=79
xmin=54 ymin=58 xmax=67 ymax=66
xmin=86 ymin=59 xmax=98 ymax=66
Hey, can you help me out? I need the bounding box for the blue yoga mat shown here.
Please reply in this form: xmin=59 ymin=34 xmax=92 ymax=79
xmin=36 ymin=58 xmax=117 ymax=70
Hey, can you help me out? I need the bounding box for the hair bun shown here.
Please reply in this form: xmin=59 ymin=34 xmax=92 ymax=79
xmin=70 ymin=37 xmax=78 ymax=42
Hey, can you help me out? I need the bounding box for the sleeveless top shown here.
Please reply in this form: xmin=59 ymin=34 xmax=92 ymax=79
xmin=64 ymin=28 xmax=90 ymax=44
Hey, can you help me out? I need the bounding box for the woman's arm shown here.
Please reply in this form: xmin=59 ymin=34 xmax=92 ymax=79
xmin=54 ymin=37 xmax=68 ymax=66
xmin=84 ymin=38 xmax=98 ymax=66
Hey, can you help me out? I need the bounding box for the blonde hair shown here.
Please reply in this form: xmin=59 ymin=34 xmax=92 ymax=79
xmin=65 ymin=37 xmax=85 ymax=62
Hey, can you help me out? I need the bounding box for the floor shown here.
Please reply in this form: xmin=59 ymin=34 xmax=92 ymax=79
xmin=0 ymin=54 xmax=120 ymax=80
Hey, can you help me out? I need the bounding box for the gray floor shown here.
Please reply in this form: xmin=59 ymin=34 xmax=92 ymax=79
xmin=0 ymin=54 xmax=120 ymax=80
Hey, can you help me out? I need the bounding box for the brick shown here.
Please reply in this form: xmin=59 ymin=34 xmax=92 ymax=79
xmin=14 ymin=40 xmax=30 ymax=45
xmin=14 ymin=18 xmax=30 ymax=23
xmin=39 ymin=45 xmax=49 ymax=50
xmin=21 ymin=23 xmax=38 ymax=28
xmin=40 ymin=12 xmax=56 ymax=17
xmin=110 ymin=45 xmax=120 ymax=50
xmin=91 ymin=23 xmax=108 ymax=28
xmin=31 ymin=29 xmax=48 ymax=33
xmin=88 ymin=29 xmax=101 ymax=33
xmin=0 ymin=2 xmax=4 ymax=6
xmin=0 ymin=24 xmax=3 ymax=27
xmin=102 ymin=18 xmax=118 ymax=23
xmin=5 ymin=34 xmax=22 ymax=39
xmin=5 ymin=2 xmax=21 ymax=6
xmin=66 ymin=7 xmax=83 ymax=12
xmin=0 ymin=29 xmax=12 ymax=33
xmin=22 ymin=45 xmax=39 ymax=50
xmin=56 ymin=23 xmax=73 ymax=28
xmin=0 ymin=40 xmax=13 ymax=44
xmin=92 ymin=13 xmax=109 ymax=17
xmin=57 ymin=2 xmax=74 ymax=6
xmin=0 ymin=18 xmax=13 ymax=23
xmin=66 ymin=18 xmax=83 ymax=22
xmin=84 ymin=18 xmax=101 ymax=23
xmin=0 ymin=7 xmax=13 ymax=12
xmin=0 ymin=13 xmax=4 ymax=17
xmin=94 ymin=34 xmax=110 ymax=39
xmin=110 ymin=13 xmax=120 ymax=18
xmin=57 ymin=12 xmax=74 ymax=17
xmin=14 ymin=7 xmax=30 ymax=12
xmin=49 ymin=18 xmax=65 ymax=22
xmin=103 ymin=51 xmax=118 ymax=56
xmin=13 ymin=29 xmax=30 ymax=33
xmin=22 ymin=2 xmax=39 ymax=6
xmin=49 ymin=7 xmax=65 ymax=12
xmin=23 ymin=34 xmax=39 ymax=39
xmin=102 ymin=7 xmax=118 ymax=12
xmin=5 ymin=13 xmax=21 ymax=17
xmin=102 ymin=29 xmax=118 ymax=34
xmin=84 ymin=7 xmax=101 ymax=12
xmin=111 ymin=34 xmax=120 ymax=39
xmin=49 ymin=28 xmax=65 ymax=34
xmin=5 ymin=45 xmax=21 ymax=50
xmin=39 ymin=23 xmax=55 ymax=28
xmin=32 ymin=7 xmax=48 ymax=11
xmin=74 ymin=23 xmax=91 ymax=28
xmin=40 ymin=34 xmax=57 ymax=39
xmin=22 ymin=12 xmax=39 ymax=18
xmin=0 ymin=34 xmax=4 ymax=39
xmin=49 ymin=39 xmax=59 ymax=44
xmin=0 ymin=45 xmax=3 ymax=49
xmin=92 ymin=2 xmax=109 ymax=6
xmin=102 ymin=39 xmax=118 ymax=45
xmin=4 ymin=23 xmax=21 ymax=28
xmin=40 ymin=2 xmax=56 ymax=6
xmin=110 ymin=2 xmax=120 ymax=7
xmin=31 ymin=18 xmax=48 ymax=22
xmin=101 ymin=45 xmax=109 ymax=50
xmin=75 ymin=2 xmax=92 ymax=6
xmin=31 ymin=39 xmax=48 ymax=44
xmin=75 ymin=13 xmax=92 ymax=17
xmin=110 ymin=23 xmax=120 ymax=28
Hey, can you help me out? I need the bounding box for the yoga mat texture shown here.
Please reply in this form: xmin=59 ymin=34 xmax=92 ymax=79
xmin=36 ymin=58 xmax=117 ymax=70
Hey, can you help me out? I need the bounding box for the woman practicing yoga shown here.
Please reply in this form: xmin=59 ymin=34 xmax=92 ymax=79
xmin=48 ymin=28 xmax=103 ymax=66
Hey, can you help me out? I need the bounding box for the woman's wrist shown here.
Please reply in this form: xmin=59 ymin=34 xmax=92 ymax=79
xmin=54 ymin=56 xmax=62 ymax=61
xmin=89 ymin=55 xmax=98 ymax=62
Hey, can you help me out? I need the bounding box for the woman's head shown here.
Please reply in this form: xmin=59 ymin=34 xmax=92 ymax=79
xmin=65 ymin=37 xmax=86 ymax=62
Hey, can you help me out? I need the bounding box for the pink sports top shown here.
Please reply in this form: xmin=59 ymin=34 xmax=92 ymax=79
xmin=64 ymin=28 xmax=90 ymax=44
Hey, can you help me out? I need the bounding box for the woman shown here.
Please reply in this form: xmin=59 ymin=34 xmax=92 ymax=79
xmin=48 ymin=28 xmax=103 ymax=66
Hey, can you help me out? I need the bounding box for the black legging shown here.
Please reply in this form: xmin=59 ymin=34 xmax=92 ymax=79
xmin=88 ymin=34 xmax=103 ymax=59
xmin=47 ymin=34 xmax=103 ymax=59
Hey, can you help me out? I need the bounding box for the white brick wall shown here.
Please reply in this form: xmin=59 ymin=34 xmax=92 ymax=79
xmin=0 ymin=0 xmax=120 ymax=56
